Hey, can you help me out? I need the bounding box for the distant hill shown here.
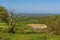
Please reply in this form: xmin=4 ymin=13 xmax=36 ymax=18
xmin=15 ymin=13 xmax=59 ymax=17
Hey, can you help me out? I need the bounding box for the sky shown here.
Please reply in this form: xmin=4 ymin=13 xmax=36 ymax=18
xmin=0 ymin=0 xmax=60 ymax=13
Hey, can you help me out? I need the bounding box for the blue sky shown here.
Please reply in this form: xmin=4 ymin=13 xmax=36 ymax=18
xmin=0 ymin=0 xmax=60 ymax=13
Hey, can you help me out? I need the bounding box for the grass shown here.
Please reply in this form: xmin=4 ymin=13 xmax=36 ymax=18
xmin=0 ymin=33 xmax=47 ymax=40
xmin=0 ymin=33 xmax=60 ymax=40
xmin=47 ymin=34 xmax=60 ymax=40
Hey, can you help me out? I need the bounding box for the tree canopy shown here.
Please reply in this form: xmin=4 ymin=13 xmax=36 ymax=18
xmin=0 ymin=5 xmax=8 ymax=23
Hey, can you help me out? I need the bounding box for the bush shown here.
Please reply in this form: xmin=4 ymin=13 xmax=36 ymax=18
xmin=53 ymin=19 xmax=60 ymax=34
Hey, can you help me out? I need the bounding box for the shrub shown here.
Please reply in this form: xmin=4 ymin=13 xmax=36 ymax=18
xmin=53 ymin=19 xmax=60 ymax=34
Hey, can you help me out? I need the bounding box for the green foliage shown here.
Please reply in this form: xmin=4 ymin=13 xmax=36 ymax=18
xmin=53 ymin=19 xmax=60 ymax=34
xmin=0 ymin=5 xmax=8 ymax=23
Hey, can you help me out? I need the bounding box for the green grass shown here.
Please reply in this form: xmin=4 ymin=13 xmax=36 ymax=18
xmin=0 ymin=33 xmax=45 ymax=40
xmin=0 ymin=33 xmax=60 ymax=40
xmin=47 ymin=34 xmax=60 ymax=40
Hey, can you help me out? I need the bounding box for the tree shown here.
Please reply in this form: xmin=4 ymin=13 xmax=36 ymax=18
xmin=53 ymin=19 xmax=60 ymax=34
xmin=0 ymin=6 xmax=19 ymax=33
xmin=8 ymin=9 xmax=19 ymax=33
xmin=0 ymin=5 xmax=8 ymax=23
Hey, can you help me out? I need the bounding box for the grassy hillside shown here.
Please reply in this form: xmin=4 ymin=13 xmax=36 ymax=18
xmin=0 ymin=14 xmax=60 ymax=40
